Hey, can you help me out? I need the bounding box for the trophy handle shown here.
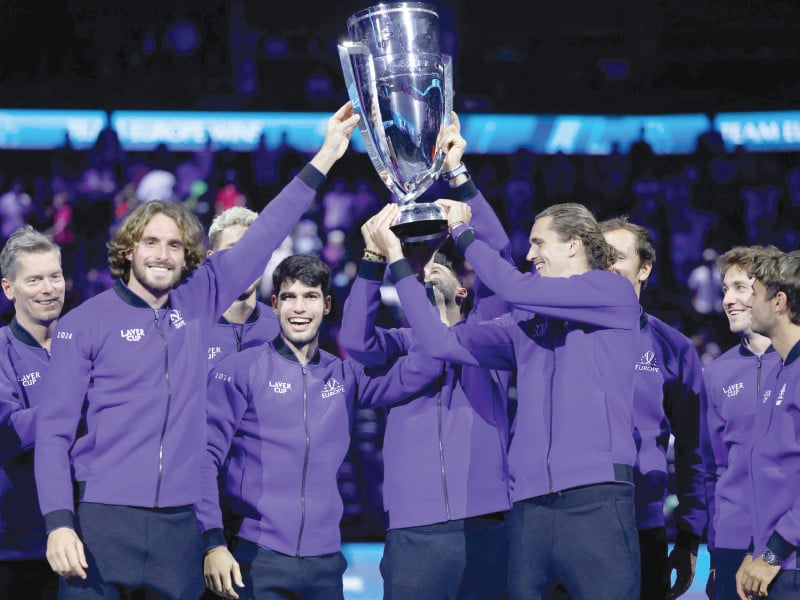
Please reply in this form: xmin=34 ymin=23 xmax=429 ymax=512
xmin=430 ymin=53 xmax=454 ymax=181
xmin=338 ymin=42 xmax=405 ymax=199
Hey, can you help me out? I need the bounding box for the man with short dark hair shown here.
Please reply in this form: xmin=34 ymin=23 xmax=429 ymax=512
xmin=340 ymin=115 xmax=514 ymax=599
xmin=0 ymin=226 xmax=64 ymax=599
xmin=34 ymin=103 xmax=360 ymax=599
xmin=702 ymin=245 xmax=782 ymax=600
xmin=600 ymin=216 xmax=707 ymax=600
xmin=736 ymin=250 xmax=800 ymax=600
xmin=199 ymin=254 xmax=441 ymax=600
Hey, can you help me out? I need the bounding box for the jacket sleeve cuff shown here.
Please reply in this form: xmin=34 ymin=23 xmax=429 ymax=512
xmin=297 ymin=164 xmax=326 ymax=191
xmin=203 ymin=528 xmax=228 ymax=552
xmin=676 ymin=529 xmax=701 ymax=555
xmin=389 ymin=258 xmax=415 ymax=282
xmin=358 ymin=259 xmax=387 ymax=281
xmin=766 ymin=530 xmax=796 ymax=562
xmin=455 ymin=179 xmax=479 ymax=201
xmin=453 ymin=227 xmax=477 ymax=255
xmin=44 ymin=509 xmax=75 ymax=533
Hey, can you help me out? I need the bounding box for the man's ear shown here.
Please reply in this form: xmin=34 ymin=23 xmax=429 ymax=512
xmin=324 ymin=295 xmax=332 ymax=315
xmin=455 ymin=286 xmax=468 ymax=300
xmin=568 ymin=236 xmax=583 ymax=258
xmin=1 ymin=278 xmax=14 ymax=302
xmin=272 ymin=295 xmax=278 ymax=314
xmin=638 ymin=261 xmax=653 ymax=286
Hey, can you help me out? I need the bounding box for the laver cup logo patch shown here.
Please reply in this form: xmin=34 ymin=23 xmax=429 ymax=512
xmin=121 ymin=328 xmax=145 ymax=342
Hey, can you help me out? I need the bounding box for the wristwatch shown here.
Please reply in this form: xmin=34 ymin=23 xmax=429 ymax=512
xmin=441 ymin=163 xmax=469 ymax=181
xmin=760 ymin=548 xmax=782 ymax=566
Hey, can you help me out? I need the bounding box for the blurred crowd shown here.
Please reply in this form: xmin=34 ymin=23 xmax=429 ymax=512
xmin=2 ymin=122 xmax=799 ymax=540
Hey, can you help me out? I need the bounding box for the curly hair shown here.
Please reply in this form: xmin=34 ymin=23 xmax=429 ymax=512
xmin=107 ymin=201 xmax=205 ymax=281
xmin=536 ymin=203 xmax=615 ymax=271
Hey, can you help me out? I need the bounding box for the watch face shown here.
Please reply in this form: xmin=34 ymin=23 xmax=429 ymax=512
xmin=761 ymin=549 xmax=782 ymax=566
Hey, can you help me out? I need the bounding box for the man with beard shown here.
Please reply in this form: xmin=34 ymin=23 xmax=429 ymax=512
xmin=205 ymin=206 xmax=278 ymax=370
xmin=600 ymin=217 xmax=707 ymax=600
xmin=702 ymin=246 xmax=782 ymax=599
xmin=338 ymin=114 xmax=514 ymax=599
xmin=0 ymin=226 xmax=65 ymax=599
xmin=33 ymin=103 xmax=360 ymax=600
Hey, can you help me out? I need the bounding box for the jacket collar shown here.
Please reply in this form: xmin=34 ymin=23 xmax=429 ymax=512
xmin=9 ymin=317 xmax=41 ymax=348
xmin=113 ymin=279 xmax=171 ymax=310
xmin=273 ymin=334 xmax=321 ymax=365
xmin=218 ymin=302 xmax=262 ymax=325
xmin=784 ymin=339 xmax=800 ymax=366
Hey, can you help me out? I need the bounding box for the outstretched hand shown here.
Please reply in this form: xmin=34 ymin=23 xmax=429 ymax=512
xmin=364 ymin=204 xmax=404 ymax=262
xmin=311 ymin=102 xmax=361 ymax=175
xmin=434 ymin=199 xmax=472 ymax=229
xmin=437 ymin=111 xmax=466 ymax=171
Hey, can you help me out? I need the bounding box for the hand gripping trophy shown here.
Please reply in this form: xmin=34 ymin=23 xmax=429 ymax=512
xmin=339 ymin=2 xmax=453 ymax=260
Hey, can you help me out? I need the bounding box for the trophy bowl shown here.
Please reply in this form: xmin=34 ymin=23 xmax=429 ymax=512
xmin=339 ymin=2 xmax=452 ymax=248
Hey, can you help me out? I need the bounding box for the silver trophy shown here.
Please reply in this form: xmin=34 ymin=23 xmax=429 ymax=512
xmin=339 ymin=2 xmax=452 ymax=247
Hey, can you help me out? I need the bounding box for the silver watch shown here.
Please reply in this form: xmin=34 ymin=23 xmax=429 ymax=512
xmin=442 ymin=163 xmax=468 ymax=181
xmin=760 ymin=548 xmax=782 ymax=566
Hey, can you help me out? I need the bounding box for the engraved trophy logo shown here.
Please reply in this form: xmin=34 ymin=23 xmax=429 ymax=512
xmin=339 ymin=2 xmax=453 ymax=250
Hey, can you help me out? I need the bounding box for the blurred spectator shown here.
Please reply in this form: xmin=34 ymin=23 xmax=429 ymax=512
xmin=135 ymin=169 xmax=176 ymax=203
xmin=213 ymin=169 xmax=247 ymax=215
xmin=321 ymin=177 xmax=354 ymax=233
xmin=687 ymin=248 xmax=723 ymax=315
xmin=0 ymin=178 xmax=33 ymax=241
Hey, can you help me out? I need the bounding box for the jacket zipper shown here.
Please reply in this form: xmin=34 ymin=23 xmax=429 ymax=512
xmin=546 ymin=321 xmax=558 ymax=493
xmin=296 ymin=365 xmax=310 ymax=556
xmin=437 ymin=382 xmax=452 ymax=521
xmin=153 ymin=308 xmax=172 ymax=507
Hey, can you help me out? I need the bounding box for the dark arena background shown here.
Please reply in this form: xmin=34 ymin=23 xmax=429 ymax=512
xmin=3 ymin=1 xmax=800 ymax=597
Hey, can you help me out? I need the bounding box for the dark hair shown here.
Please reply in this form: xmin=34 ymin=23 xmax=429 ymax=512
xmin=432 ymin=251 xmax=463 ymax=286
xmin=599 ymin=216 xmax=656 ymax=265
xmin=272 ymin=254 xmax=331 ymax=296
xmin=750 ymin=250 xmax=800 ymax=325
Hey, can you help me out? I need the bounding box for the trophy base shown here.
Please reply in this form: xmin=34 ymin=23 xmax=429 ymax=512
xmin=390 ymin=202 xmax=449 ymax=244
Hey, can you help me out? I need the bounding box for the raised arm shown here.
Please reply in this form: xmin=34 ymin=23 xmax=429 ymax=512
xmin=339 ymin=213 xmax=413 ymax=367
xmin=186 ymin=102 xmax=361 ymax=320
xmin=453 ymin=229 xmax=639 ymax=329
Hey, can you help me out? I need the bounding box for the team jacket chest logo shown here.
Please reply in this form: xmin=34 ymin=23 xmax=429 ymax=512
xmin=322 ymin=377 xmax=345 ymax=398
xmin=269 ymin=380 xmax=292 ymax=394
xmin=635 ymin=351 xmax=660 ymax=372
xmin=523 ymin=320 xmax=547 ymax=339
xmin=776 ymin=383 xmax=787 ymax=406
xmin=121 ymin=328 xmax=145 ymax=342
xmin=18 ymin=371 xmax=40 ymax=387
xmin=169 ymin=310 xmax=186 ymax=329
xmin=208 ymin=346 xmax=222 ymax=361
xmin=722 ymin=382 xmax=744 ymax=397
